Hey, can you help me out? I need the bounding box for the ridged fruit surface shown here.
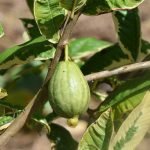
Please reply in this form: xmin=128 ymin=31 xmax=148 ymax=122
xmin=49 ymin=61 xmax=90 ymax=118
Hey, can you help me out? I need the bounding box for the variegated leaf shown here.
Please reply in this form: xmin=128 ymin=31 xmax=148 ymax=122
xmin=113 ymin=91 xmax=146 ymax=119
xmin=78 ymin=109 xmax=113 ymax=150
xmin=21 ymin=18 xmax=41 ymax=39
xmin=0 ymin=36 xmax=55 ymax=70
xmin=139 ymin=40 xmax=150 ymax=61
xmin=81 ymin=44 xmax=129 ymax=75
xmin=100 ymin=72 xmax=150 ymax=113
xmin=83 ymin=0 xmax=144 ymax=15
xmin=113 ymin=8 xmax=141 ymax=61
xmin=34 ymin=0 xmax=65 ymax=43
xmin=81 ymin=40 xmax=150 ymax=75
xmin=110 ymin=91 xmax=150 ymax=150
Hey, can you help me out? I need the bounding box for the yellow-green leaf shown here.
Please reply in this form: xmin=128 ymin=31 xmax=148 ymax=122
xmin=0 ymin=23 xmax=4 ymax=38
xmin=78 ymin=109 xmax=113 ymax=150
xmin=69 ymin=37 xmax=112 ymax=59
xmin=0 ymin=36 xmax=55 ymax=70
xmin=0 ymin=116 xmax=14 ymax=134
xmin=100 ymin=73 xmax=150 ymax=113
xmin=34 ymin=0 xmax=65 ymax=43
xmin=110 ymin=91 xmax=150 ymax=150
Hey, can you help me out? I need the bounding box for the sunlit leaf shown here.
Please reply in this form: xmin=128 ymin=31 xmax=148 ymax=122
xmin=0 ymin=23 xmax=4 ymax=38
xmin=34 ymin=0 xmax=65 ymax=43
xmin=99 ymin=72 xmax=150 ymax=113
xmin=110 ymin=91 xmax=150 ymax=150
xmin=112 ymin=90 xmax=147 ymax=132
xmin=0 ymin=36 xmax=55 ymax=70
xmin=69 ymin=38 xmax=112 ymax=59
xmin=78 ymin=109 xmax=113 ymax=150
xmin=113 ymin=91 xmax=146 ymax=119
xmin=0 ymin=116 xmax=14 ymax=134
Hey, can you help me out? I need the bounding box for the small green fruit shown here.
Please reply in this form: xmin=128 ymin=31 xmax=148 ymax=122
xmin=49 ymin=61 xmax=90 ymax=118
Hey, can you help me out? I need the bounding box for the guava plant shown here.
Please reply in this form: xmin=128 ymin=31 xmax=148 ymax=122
xmin=0 ymin=0 xmax=150 ymax=149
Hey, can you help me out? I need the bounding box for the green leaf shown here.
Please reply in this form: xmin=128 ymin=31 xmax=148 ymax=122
xmin=110 ymin=91 xmax=150 ymax=150
xmin=81 ymin=44 xmax=129 ymax=75
xmin=112 ymin=90 xmax=147 ymax=132
xmin=82 ymin=39 xmax=150 ymax=75
xmin=34 ymin=0 xmax=65 ymax=43
xmin=0 ymin=116 xmax=13 ymax=127
xmin=83 ymin=0 xmax=144 ymax=15
xmin=113 ymin=91 xmax=146 ymax=119
xmin=139 ymin=40 xmax=150 ymax=60
xmin=21 ymin=18 xmax=41 ymax=39
xmin=113 ymin=8 xmax=141 ymax=61
xmin=0 ymin=23 xmax=4 ymax=38
xmin=60 ymin=0 xmax=86 ymax=12
xmin=0 ymin=116 xmax=14 ymax=134
xmin=69 ymin=38 xmax=112 ymax=59
xmin=0 ymin=36 xmax=55 ymax=70
xmin=78 ymin=109 xmax=113 ymax=150
xmin=99 ymin=72 xmax=150 ymax=113
xmin=49 ymin=123 xmax=78 ymax=150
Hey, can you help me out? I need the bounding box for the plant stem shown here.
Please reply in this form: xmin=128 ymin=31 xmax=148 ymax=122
xmin=85 ymin=61 xmax=150 ymax=81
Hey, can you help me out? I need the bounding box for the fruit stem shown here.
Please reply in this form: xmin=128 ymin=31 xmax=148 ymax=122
xmin=65 ymin=44 xmax=69 ymax=61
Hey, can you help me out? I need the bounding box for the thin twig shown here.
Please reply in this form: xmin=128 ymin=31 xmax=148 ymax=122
xmin=0 ymin=13 xmax=80 ymax=148
xmin=85 ymin=61 xmax=150 ymax=81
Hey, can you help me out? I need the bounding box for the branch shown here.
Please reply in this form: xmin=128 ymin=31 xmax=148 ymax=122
xmin=44 ymin=13 xmax=80 ymax=84
xmin=0 ymin=13 xmax=80 ymax=148
xmin=85 ymin=61 xmax=150 ymax=81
